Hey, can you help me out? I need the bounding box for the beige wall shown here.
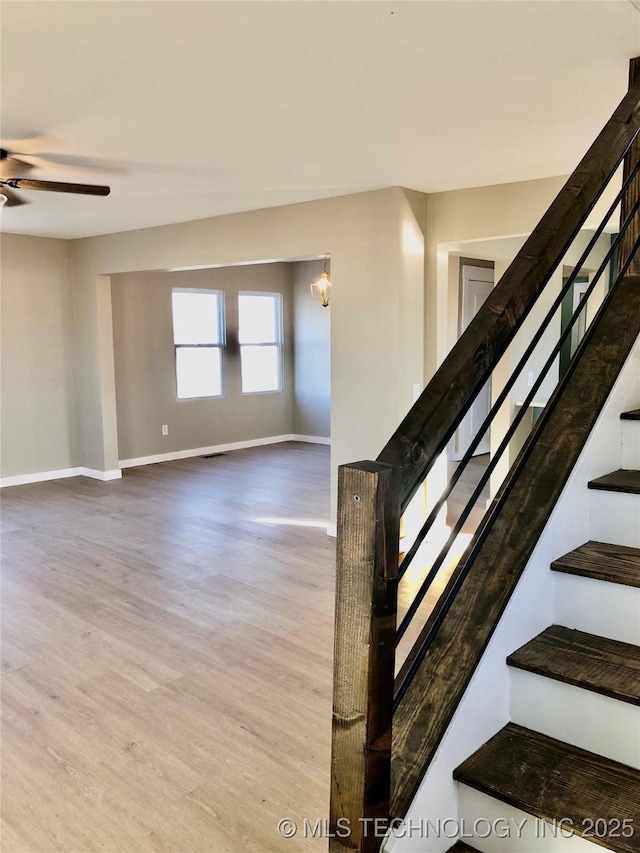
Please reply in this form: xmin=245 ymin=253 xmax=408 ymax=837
xmin=1 ymin=233 xmax=80 ymax=477
xmin=397 ymin=189 xmax=429 ymax=417
xmin=292 ymin=260 xmax=331 ymax=438
xmin=4 ymin=176 xmax=600 ymax=516
xmin=70 ymin=187 xmax=427 ymax=516
xmin=111 ymin=263 xmax=294 ymax=462
xmin=426 ymin=176 xmax=568 ymax=377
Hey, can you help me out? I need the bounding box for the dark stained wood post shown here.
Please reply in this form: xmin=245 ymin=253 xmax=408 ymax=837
xmin=619 ymin=56 xmax=640 ymax=276
xmin=330 ymin=461 xmax=401 ymax=853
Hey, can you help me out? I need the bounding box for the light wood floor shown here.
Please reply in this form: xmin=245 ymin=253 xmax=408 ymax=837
xmin=1 ymin=443 xmax=335 ymax=853
xmin=446 ymin=454 xmax=491 ymax=534
xmin=1 ymin=443 xmax=493 ymax=852
xmin=395 ymin=454 xmax=492 ymax=668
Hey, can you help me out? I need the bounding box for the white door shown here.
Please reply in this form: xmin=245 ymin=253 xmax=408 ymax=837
xmin=458 ymin=264 xmax=494 ymax=456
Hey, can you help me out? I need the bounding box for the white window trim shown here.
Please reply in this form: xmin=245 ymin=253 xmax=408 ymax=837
xmin=238 ymin=290 xmax=283 ymax=395
xmin=172 ymin=288 xmax=226 ymax=400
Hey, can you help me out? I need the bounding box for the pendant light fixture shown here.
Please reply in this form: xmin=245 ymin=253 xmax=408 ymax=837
xmin=310 ymin=256 xmax=331 ymax=307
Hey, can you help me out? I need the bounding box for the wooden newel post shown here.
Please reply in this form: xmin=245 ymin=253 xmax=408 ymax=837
xmin=329 ymin=460 xmax=402 ymax=853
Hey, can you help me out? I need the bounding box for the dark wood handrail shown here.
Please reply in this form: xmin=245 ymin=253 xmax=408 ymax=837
xmin=378 ymin=77 xmax=640 ymax=511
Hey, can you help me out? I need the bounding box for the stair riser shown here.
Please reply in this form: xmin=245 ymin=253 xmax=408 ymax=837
xmin=621 ymin=421 xmax=640 ymax=469
xmin=510 ymin=669 xmax=640 ymax=769
xmin=456 ymin=787 xmax=603 ymax=853
xmin=554 ymin=573 xmax=640 ymax=645
xmin=589 ymin=491 xmax=640 ymax=548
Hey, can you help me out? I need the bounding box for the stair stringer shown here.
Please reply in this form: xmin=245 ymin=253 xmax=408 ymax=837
xmin=385 ymin=335 xmax=640 ymax=853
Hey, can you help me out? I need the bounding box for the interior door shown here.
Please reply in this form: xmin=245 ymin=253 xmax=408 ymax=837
xmin=458 ymin=264 xmax=494 ymax=456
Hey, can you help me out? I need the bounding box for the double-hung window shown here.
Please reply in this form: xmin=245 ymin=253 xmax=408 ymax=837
xmin=172 ymin=289 xmax=225 ymax=399
xmin=238 ymin=292 xmax=282 ymax=393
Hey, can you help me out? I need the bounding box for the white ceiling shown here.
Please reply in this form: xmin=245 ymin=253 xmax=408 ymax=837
xmin=1 ymin=1 xmax=639 ymax=239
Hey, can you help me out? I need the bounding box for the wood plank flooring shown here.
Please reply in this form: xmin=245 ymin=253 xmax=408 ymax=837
xmin=1 ymin=443 xmax=335 ymax=853
xmin=1 ymin=443 xmax=503 ymax=851
xmin=446 ymin=454 xmax=490 ymax=535
xmin=396 ymin=454 xmax=492 ymax=672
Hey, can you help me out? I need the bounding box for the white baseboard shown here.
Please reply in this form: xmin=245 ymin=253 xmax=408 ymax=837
xmin=119 ymin=433 xmax=330 ymax=469
xmin=80 ymin=468 xmax=123 ymax=481
xmin=1 ymin=435 xmax=328 ymax=488
xmin=0 ymin=466 xmax=123 ymax=488
xmin=290 ymin=434 xmax=331 ymax=445
xmin=327 ymin=523 xmax=337 ymax=538
xmin=0 ymin=467 xmax=82 ymax=488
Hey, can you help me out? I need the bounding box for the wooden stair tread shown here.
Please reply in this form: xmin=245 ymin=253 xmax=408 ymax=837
xmin=507 ymin=625 xmax=640 ymax=705
xmin=621 ymin=409 xmax=640 ymax=420
xmin=454 ymin=724 xmax=640 ymax=853
xmin=552 ymin=541 xmax=640 ymax=588
xmin=588 ymin=470 xmax=640 ymax=495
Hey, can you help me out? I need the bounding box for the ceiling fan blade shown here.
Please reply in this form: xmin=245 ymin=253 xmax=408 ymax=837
xmin=2 ymin=177 xmax=110 ymax=196
xmin=28 ymin=152 xmax=127 ymax=174
xmin=9 ymin=155 xmax=35 ymax=169
xmin=0 ymin=156 xmax=35 ymax=177
xmin=2 ymin=133 xmax=57 ymax=151
xmin=0 ymin=187 xmax=28 ymax=207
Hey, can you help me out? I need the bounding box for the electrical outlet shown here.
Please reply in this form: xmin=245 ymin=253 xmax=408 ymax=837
xmin=162 ymin=424 xmax=169 ymax=436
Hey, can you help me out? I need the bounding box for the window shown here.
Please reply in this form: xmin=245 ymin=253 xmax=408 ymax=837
xmin=172 ymin=289 xmax=224 ymax=399
xmin=238 ymin=292 xmax=282 ymax=393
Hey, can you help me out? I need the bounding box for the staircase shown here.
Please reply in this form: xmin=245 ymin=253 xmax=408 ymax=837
xmin=329 ymin=60 xmax=640 ymax=853
xmin=396 ymin=400 xmax=640 ymax=853
xmin=449 ymin=409 xmax=640 ymax=852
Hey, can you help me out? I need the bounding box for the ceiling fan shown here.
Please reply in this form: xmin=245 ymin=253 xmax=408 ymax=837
xmin=0 ymin=147 xmax=111 ymax=207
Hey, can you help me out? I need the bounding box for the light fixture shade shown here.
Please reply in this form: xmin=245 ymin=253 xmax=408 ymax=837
xmin=310 ymin=269 xmax=331 ymax=307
